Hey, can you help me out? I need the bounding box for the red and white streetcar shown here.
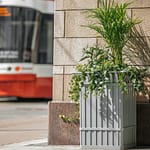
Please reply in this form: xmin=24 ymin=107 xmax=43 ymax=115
xmin=0 ymin=0 xmax=54 ymax=99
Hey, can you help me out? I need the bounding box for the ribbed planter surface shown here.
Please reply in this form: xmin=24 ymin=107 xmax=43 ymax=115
xmin=80 ymin=81 xmax=136 ymax=150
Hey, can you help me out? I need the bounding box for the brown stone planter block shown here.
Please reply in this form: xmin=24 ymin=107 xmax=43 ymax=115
xmin=137 ymin=103 xmax=150 ymax=146
xmin=48 ymin=102 xmax=80 ymax=145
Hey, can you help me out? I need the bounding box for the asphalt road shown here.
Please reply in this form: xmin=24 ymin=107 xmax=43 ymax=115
xmin=0 ymin=99 xmax=49 ymax=146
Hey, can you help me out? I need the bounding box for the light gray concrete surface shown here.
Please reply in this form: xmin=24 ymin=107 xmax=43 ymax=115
xmin=0 ymin=139 xmax=81 ymax=150
xmin=0 ymin=138 xmax=150 ymax=150
xmin=0 ymin=101 xmax=48 ymax=145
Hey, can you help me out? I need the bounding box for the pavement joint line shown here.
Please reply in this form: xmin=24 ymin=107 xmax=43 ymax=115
xmin=7 ymin=138 xmax=48 ymax=146
xmin=0 ymin=138 xmax=47 ymax=148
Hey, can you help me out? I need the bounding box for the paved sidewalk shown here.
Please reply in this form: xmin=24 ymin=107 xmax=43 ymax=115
xmin=1 ymin=139 xmax=150 ymax=150
xmin=0 ymin=139 xmax=80 ymax=150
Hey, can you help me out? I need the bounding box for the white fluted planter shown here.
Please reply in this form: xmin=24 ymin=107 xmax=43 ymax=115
xmin=80 ymin=80 xmax=136 ymax=150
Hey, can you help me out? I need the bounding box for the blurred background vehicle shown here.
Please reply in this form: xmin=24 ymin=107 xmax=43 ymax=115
xmin=0 ymin=0 xmax=54 ymax=99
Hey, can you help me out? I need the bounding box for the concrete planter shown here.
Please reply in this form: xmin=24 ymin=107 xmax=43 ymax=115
xmin=137 ymin=103 xmax=150 ymax=146
xmin=48 ymin=102 xmax=80 ymax=145
xmin=80 ymin=81 xmax=136 ymax=150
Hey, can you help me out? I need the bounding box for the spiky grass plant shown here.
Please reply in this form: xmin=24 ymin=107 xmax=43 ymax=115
xmin=88 ymin=0 xmax=140 ymax=65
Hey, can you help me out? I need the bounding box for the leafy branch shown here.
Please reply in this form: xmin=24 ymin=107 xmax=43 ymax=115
xmin=69 ymin=46 xmax=147 ymax=103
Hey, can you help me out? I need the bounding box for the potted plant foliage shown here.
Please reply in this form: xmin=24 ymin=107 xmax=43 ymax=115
xmin=68 ymin=0 xmax=146 ymax=149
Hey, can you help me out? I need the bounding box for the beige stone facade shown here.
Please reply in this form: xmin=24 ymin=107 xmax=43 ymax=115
xmin=53 ymin=0 xmax=150 ymax=102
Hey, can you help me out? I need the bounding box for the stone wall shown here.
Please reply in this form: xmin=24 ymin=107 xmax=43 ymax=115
xmin=53 ymin=0 xmax=150 ymax=102
xmin=53 ymin=0 xmax=98 ymax=102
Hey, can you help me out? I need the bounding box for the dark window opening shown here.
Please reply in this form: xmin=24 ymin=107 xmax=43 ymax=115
xmin=37 ymin=14 xmax=54 ymax=64
xmin=0 ymin=6 xmax=54 ymax=64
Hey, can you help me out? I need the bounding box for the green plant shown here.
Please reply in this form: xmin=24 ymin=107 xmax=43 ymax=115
xmin=59 ymin=105 xmax=79 ymax=125
xmin=69 ymin=0 xmax=147 ymax=101
xmin=69 ymin=46 xmax=146 ymax=102
xmin=61 ymin=0 xmax=147 ymax=123
xmin=87 ymin=0 xmax=140 ymax=65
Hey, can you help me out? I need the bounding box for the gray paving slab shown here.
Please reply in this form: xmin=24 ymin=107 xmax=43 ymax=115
xmin=0 ymin=139 xmax=80 ymax=150
xmin=0 ymin=145 xmax=81 ymax=150
xmin=1 ymin=139 xmax=150 ymax=150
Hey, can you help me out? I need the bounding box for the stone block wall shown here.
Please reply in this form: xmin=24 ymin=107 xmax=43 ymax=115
xmin=53 ymin=0 xmax=150 ymax=102
xmin=53 ymin=0 xmax=98 ymax=102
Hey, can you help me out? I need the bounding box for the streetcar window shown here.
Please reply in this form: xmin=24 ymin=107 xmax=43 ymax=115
xmin=0 ymin=7 xmax=53 ymax=64
xmin=37 ymin=14 xmax=54 ymax=64
xmin=0 ymin=7 xmax=41 ymax=63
